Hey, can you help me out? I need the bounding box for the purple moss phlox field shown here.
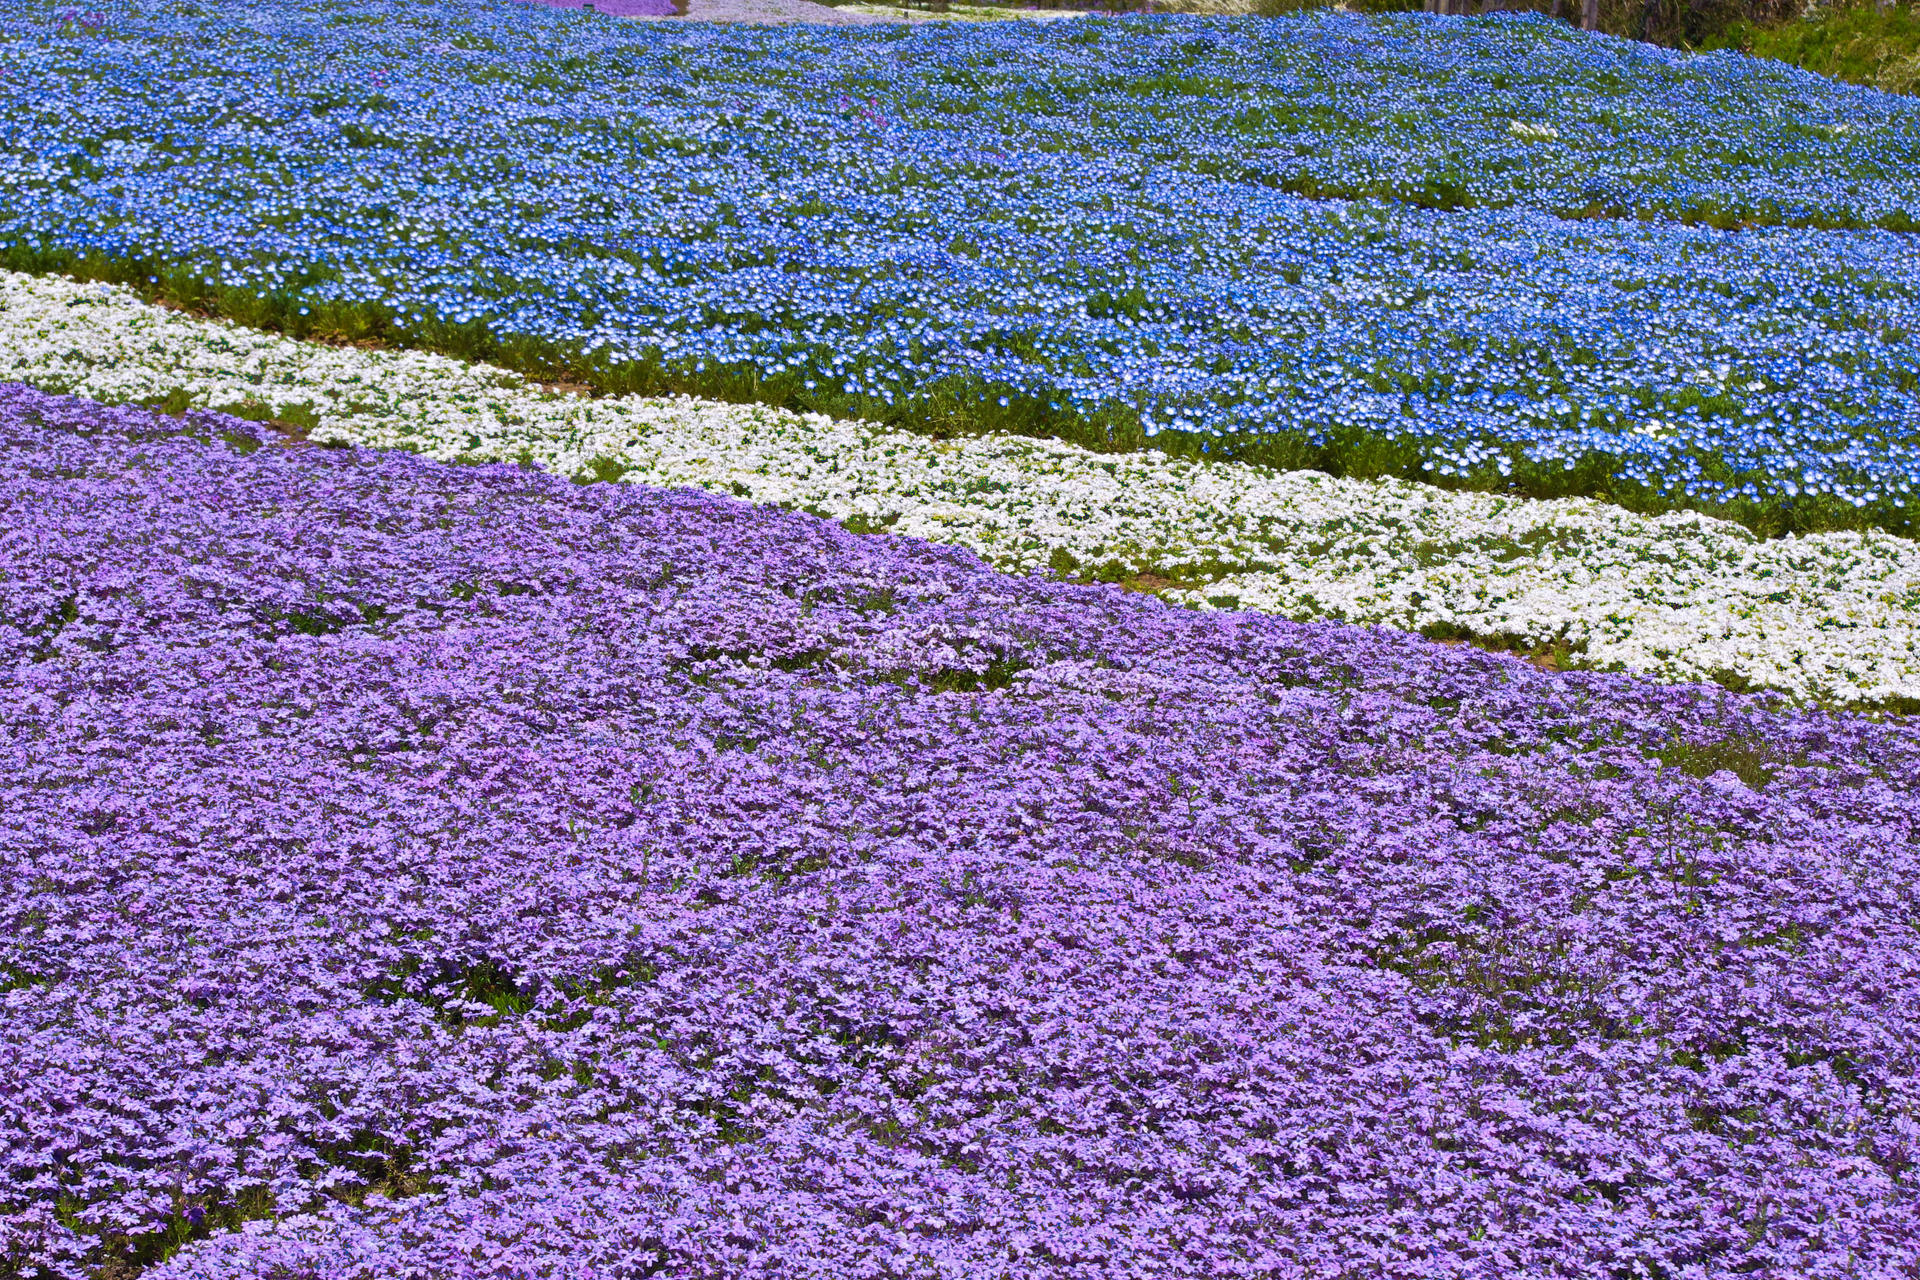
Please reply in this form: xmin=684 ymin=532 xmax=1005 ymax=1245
xmin=2 ymin=382 xmax=1917 ymax=1279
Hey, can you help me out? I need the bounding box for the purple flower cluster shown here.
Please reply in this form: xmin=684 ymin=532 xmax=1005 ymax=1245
xmin=2 ymin=381 xmax=1917 ymax=1279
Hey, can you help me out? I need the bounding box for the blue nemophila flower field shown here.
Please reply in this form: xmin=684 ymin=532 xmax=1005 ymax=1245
xmin=4 ymin=385 xmax=1919 ymax=1278
xmin=1 ymin=0 xmax=1918 ymax=535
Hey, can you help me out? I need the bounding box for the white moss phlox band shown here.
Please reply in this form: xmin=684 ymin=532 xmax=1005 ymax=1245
xmin=3 ymin=268 xmax=1916 ymax=706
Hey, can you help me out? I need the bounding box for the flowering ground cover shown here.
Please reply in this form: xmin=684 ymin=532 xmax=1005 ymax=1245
xmin=5 ymin=383 xmax=1920 ymax=1278
xmin=4 ymin=0 xmax=1920 ymax=535
xmin=8 ymin=269 xmax=1918 ymax=707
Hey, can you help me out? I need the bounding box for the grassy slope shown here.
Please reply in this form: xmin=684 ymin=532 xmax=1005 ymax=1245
xmin=1706 ymin=1 xmax=1920 ymax=93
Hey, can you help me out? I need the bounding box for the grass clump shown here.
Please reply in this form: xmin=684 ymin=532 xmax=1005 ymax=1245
xmin=1706 ymin=0 xmax=1920 ymax=93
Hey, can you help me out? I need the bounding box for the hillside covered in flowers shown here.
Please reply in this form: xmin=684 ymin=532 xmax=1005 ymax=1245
xmin=2 ymin=0 xmax=1919 ymax=535
xmin=3 ymin=1 xmax=1918 ymax=1276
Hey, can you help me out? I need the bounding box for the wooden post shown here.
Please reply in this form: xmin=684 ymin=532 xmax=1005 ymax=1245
xmin=1581 ymin=0 xmax=1598 ymax=29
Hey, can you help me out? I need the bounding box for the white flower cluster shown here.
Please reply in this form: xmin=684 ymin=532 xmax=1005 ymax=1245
xmin=4 ymin=269 xmax=1917 ymax=706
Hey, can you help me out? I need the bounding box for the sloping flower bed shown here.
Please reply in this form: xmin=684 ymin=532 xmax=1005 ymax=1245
xmin=7 ymin=269 xmax=1917 ymax=707
xmin=3 ymin=383 xmax=1917 ymax=1279
xmin=4 ymin=0 xmax=1920 ymax=534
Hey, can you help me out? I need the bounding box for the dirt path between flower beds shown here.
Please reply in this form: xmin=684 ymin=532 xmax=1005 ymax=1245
xmin=523 ymin=0 xmax=1092 ymax=24
xmin=520 ymin=0 xmax=941 ymax=22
